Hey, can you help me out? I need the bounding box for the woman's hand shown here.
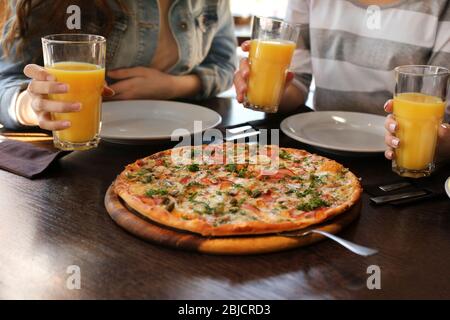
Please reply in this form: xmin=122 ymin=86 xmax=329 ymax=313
xmin=22 ymin=64 xmax=114 ymax=130
xmin=23 ymin=64 xmax=78 ymax=130
xmin=384 ymin=99 xmax=450 ymax=161
xmin=107 ymin=67 xmax=178 ymax=100
xmin=233 ymin=41 xmax=294 ymax=103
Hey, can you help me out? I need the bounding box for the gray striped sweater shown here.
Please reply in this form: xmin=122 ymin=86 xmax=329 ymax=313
xmin=287 ymin=0 xmax=450 ymax=116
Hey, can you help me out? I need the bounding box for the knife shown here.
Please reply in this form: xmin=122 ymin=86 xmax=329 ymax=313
xmin=370 ymin=190 xmax=429 ymax=205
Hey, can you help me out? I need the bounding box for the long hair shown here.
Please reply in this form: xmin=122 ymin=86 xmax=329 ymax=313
xmin=0 ymin=0 xmax=127 ymax=60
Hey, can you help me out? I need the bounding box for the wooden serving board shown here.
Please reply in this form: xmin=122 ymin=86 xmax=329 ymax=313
xmin=105 ymin=185 xmax=361 ymax=255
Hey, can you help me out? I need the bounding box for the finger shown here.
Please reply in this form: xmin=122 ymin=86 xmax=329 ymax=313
xmin=103 ymin=85 xmax=115 ymax=97
xmin=23 ymin=64 xmax=56 ymax=81
xmin=37 ymin=113 xmax=71 ymax=131
xmin=107 ymin=92 xmax=134 ymax=101
xmin=385 ymin=149 xmax=395 ymax=160
xmin=384 ymin=115 xmax=398 ymax=133
xmin=438 ymin=123 xmax=450 ymax=138
xmin=383 ymin=99 xmax=394 ymax=113
xmin=233 ymin=72 xmax=248 ymax=103
xmin=109 ymin=78 xmax=137 ymax=95
xmin=27 ymin=80 xmax=69 ymax=95
xmin=241 ymin=41 xmax=251 ymax=52
xmin=31 ymin=97 xmax=81 ymax=113
xmin=108 ymin=67 xmax=146 ymax=79
xmin=385 ymin=134 xmax=400 ymax=149
xmin=239 ymin=58 xmax=250 ymax=79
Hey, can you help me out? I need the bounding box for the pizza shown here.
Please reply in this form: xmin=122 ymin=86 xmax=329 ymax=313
xmin=113 ymin=144 xmax=362 ymax=237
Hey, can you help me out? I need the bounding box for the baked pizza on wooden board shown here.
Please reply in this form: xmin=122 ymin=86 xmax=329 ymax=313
xmin=112 ymin=144 xmax=362 ymax=237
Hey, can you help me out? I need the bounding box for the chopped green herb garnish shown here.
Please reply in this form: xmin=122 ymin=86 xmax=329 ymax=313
xmin=279 ymin=149 xmax=292 ymax=160
xmin=297 ymin=198 xmax=330 ymax=211
xmin=237 ymin=167 xmax=248 ymax=178
xmin=225 ymin=164 xmax=237 ymax=172
xmin=194 ymin=202 xmax=214 ymax=215
xmin=309 ymin=174 xmax=326 ymax=187
xmin=187 ymin=181 xmax=203 ymax=188
xmin=136 ymin=168 xmax=151 ymax=176
xmin=139 ymin=175 xmax=153 ymax=183
xmin=146 ymin=189 xmax=169 ymax=197
xmin=188 ymin=192 xmax=198 ymax=201
xmin=187 ymin=164 xmax=200 ymax=172
xmin=296 ymin=188 xmax=314 ymax=198
xmin=125 ymin=173 xmax=136 ymax=179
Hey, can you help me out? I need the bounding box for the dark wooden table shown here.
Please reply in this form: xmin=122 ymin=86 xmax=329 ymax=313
xmin=1 ymin=98 xmax=449 ymax=299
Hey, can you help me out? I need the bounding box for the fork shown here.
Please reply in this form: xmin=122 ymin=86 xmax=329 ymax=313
xmin=281 ymin=229 xmax=378 ymax=257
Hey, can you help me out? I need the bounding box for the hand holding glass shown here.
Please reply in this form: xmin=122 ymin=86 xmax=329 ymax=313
xmin=392 ymin=65 xmax=449 ymax=178
xmin=42 ymin=34 xmax=106 ymax=151
xmin=244 ymin=16 xmax=300 ymax=113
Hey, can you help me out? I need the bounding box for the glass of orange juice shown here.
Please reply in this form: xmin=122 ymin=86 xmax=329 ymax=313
xmin=42 ymin=34 xmax=106 ymax=151
xmin=393 ymin=65 xmax=449 ymax=178
xmin=244 ymin=16 xmax=300 ymax=113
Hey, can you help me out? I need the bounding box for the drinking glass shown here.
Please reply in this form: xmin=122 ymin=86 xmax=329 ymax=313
xmin=42 ymin=34 xmax=106 ymax=151
xmin=244 ymin=16 xmax=300 ymax=113
xmin=393 ymin=65 xmax=449 ymax=178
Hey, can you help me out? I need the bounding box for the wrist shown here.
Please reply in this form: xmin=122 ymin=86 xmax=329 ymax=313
xmin=166 ymin=74 xmax=202 ymax=100
xmin=166 ymin=74 xmax=178 ymax=100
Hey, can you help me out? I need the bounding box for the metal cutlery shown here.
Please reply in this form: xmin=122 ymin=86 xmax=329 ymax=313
xmin=281 ymin=229 xmax=378 ymax=257
xmin=210 ymin=125 xmax=261 ymax=144
xmin=224 ymin=130 xmax=261 ymax=142
xmin=378 ymin=181 xmax=413 ymax=192
xmin=370 ymin=190 xmax=429 ymax=205
xmin=227 ymin=125 xmax=253 ymax=135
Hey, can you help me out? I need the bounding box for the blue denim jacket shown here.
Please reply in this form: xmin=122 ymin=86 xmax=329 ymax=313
xmin=0 ymin=0 xmax=237 ymax=129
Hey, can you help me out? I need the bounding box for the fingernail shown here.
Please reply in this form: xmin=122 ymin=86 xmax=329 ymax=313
xmin=58 ymin=84 xmax=68 ymax=92
xmin=107 ymin=88 xmax=116 ymax=97
xmin=71 ymin=103 xmax=81 ymax=111
xmin=389 ymin=123 xmax=397 ymax=132
xmin=46 ymin=75 xmax=55 ymax=81
xmin=441 ymin=123 xmax=450 ymax=130
xmin=392 ymin=138 xmax=400 ymax=148
xmin=387 ymin=151 xmax=394 ymax=159
xmin=383 ymin=100 xmax=391 ymax=112
xmin=62 ymin=121 xmax=71 ymax=127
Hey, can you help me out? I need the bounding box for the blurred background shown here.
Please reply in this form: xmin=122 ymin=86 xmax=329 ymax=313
xmin=231 ymin=0 xmax=288 ymax=43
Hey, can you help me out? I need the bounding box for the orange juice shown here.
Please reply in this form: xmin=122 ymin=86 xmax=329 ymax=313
xmin=393 ymin=93 xmax=445 ymax=171
xmin=46 ymin=62 xmax=105 ymax=145
xmin=246 ymin=40 xmax=296 ymax=112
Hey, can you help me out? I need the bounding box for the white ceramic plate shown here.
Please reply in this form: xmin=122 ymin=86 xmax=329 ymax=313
xmin=280 ymin=111 xmax=386 ymax=153
xmin=445 ymin=177 xmax=450 ymax=199
xmin=101 ymin=100 xmax=222 ymax=144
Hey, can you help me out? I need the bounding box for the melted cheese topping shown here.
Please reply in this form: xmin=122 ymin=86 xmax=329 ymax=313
xmin=122 ymin=145 xmax=358 ymax=227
